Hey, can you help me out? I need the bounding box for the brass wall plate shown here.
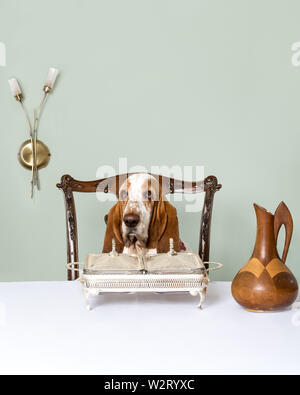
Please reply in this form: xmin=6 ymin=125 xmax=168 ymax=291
xmin=18 ymin=139 xmax=51 ymax=170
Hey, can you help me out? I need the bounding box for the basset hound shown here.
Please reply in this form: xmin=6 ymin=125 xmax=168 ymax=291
xmin=102 ymin=173 xmax=181 ymax=255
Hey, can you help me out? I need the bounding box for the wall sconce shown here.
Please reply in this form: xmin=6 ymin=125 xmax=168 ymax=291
xmin=8 ymin=67 xmax=59 ymax=198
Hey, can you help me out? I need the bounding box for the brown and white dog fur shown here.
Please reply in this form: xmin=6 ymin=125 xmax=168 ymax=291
xmin=102 ymin=173 xmax=180 ymax=255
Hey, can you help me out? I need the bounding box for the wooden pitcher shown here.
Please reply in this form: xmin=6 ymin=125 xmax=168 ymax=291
xmin=232 ymin=202 xmax=298 ymax=312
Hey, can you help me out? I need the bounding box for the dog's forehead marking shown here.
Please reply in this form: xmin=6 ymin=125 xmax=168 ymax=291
xmin=127 ymin=173 xmax=156 ymax=200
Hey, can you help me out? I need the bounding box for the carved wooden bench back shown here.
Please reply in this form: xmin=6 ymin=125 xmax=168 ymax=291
xmin=57 ymin=174 xmax=221 ymax=280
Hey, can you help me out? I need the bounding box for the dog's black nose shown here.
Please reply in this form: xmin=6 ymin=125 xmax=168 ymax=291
xmin=123 ymin=213 xmax=140 ymax=228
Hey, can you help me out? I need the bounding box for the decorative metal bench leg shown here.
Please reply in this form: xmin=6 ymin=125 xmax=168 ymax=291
xmin=190 ymin=290 xmax=203 ymax=308
xmin=198 ymin=288 xmax=207 ymax=309
xmin=83 ymin=289 xmax=91 ymax=311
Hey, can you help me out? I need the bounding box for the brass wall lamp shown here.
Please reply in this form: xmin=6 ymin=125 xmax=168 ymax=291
xmin=8 ymin=68 xmax=59 ymax=198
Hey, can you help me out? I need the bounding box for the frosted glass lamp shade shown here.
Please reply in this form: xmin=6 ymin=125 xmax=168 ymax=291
xmin=44 ymin=67 xmax=59 ymax=90
xmin=8 ymin=78 xmax=22 ymax=98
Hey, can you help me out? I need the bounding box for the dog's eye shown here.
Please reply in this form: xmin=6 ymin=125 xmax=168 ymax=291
xmin=145 ymin=190 xmax=152 ymax=200
xmin=119 ymin=190 xmax=127 ymax=200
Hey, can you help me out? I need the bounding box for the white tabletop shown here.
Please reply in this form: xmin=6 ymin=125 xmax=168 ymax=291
xmin=0 ymin=281 xmax=299 ymax=375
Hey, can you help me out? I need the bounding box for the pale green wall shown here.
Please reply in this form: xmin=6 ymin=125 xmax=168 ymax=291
xmin=1 ymin=0 xmax=300 ymax=282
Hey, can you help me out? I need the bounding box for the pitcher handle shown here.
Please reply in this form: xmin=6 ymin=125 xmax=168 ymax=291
xmin=274 ymin=202 xmax=293 ymax=264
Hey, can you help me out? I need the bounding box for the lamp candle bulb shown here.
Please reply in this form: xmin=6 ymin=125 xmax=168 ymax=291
xmin=43 ymin=67 xmax=59 ymax=93
xmin=8 ymin=78 xmax=23 ymax=101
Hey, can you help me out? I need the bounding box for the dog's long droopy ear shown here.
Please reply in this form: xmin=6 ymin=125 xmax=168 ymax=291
xmin=148 ymin=199 xmax=180 ymax=253
xmin=102 ymin=202 xmax=124 ymax=253
xmin=157 ymin=201 xmax=180 ymax=253
xmin=147 ymin=199 xmax=166 ymax=249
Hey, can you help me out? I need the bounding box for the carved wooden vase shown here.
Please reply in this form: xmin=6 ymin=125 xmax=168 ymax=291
xmin=232 ymin=202 xmax=298 ymax=312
